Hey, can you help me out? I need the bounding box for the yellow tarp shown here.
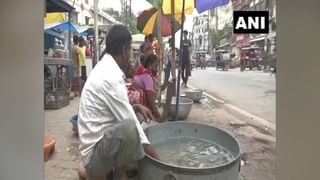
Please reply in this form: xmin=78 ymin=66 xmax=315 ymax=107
xmin=44 ymin=13 xmax=66 ymax=24
xmin=162 ymin=0 xmax=194 ymax=15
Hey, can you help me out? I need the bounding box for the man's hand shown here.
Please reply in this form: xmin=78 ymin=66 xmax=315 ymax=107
xmin=143 ymin=144 xmax=159 ymax=160
xmin=132 ymin=104 xmax=154 ymax=122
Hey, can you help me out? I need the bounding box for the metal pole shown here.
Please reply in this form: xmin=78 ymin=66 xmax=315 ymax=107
xmin=208 ymin=11 xmax=210 ymax=54
xmin=93 ymin=0 xmax=99 ymax=66
xmin=68 ymin=12 xmax=73 ymax=90
xmin=68 ymin=12 xmax=72 ymax=59
xmin=171 ymin=0 xmax=176 ymax=95
xmin=175 ymin=0 xmax=186 ymax=121
xmin=157 ymin=10 xmax=163 ymax=106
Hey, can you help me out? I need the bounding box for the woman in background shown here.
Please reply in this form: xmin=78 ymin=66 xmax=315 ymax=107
xmin=133 ymin=54 xmax=161 ymax=121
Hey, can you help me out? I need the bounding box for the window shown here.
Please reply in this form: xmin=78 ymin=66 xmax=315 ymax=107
xmin=72 ymin=13 xmax=78 ymax=24
xmin=250 ymin=0 xmax=265 ymax=10
xmin=85 ymin=16 xmax=90 ymax=25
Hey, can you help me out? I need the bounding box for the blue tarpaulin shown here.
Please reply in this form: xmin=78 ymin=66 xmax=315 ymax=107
xmin=44 ymin=21 xmax=90 ymax=34
xmin=196 ymin=0 xmax=230 ymax=13
xmin=45 ymin=22 xmax=79 ymax=33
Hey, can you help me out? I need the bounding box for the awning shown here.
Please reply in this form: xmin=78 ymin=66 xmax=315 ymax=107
xmin=268 ymin=31 xmax=276 ymax=38
xmin=44 ymin=29 xmax=64 ymax=39
xmin=74 ymin=24 xmax=92 ymax=34
xmin=44 ymin=22 xmax=90 ymax=34
xmin=250 ymin=36 xmax=265 ymax=43
xmin=46 ymin=0 xmax=75 ymax=13
xmin=45 ymin=22 xmax=78 ymax=33
xmin=194 ymin=50 xmax=207 ymax=53
xmin=215 ymin=49 xmax=228 ymax=53
xmin=241 ymin=44 xmax=261 ymax=50
xmin=250 ymin=33 xmax=276 ymax=43
xmin=217 ymin=43 xmax=230 ymax=48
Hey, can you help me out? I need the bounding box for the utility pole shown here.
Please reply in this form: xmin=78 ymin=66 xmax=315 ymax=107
xmin=120 ymin=0 xmax=126 ymax=26
xmin=215 ymin=9 xmax=218 ymax=32
xmin=129 ymin=0 xmax=132 ymax=30
xmin=263 ymin=0 xmax=273 ymax=70
xmin=93 ymin=0 xmax=99 ymax=66
xmin=120 ymin=0 xmax=130 ymax=28
xmin=207 ymin=11 xmax=210 ymax=54
xmin=213 ymin=8 xmax=218 ymax=51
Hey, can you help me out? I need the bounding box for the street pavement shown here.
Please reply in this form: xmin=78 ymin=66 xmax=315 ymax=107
xmin=45 ymin=99 xmax=80 ymax=180
xmin=188 ymin=67 xmax=276 ymax=124
xmin=45 ymin=95 xmax=275 ymax=180
xmin=44 ymin=68 xmax=276 ymax=180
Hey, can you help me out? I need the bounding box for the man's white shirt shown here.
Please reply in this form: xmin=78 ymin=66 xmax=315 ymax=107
xmin=77 ymin=53 xmax=150 ymax=161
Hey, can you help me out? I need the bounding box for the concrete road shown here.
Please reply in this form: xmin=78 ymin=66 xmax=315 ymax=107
xmin=187 ymin=67 xmax=276 ymax=123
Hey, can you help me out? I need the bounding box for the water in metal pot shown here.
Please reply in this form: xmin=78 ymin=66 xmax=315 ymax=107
xmin=153 ymin=136 xmax=234 ymax=168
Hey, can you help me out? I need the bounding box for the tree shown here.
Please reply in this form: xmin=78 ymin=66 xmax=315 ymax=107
xmin=209 ymin=23 xmax=233 ymax=49
xmin=102 ymin=8 xmax=139 ymax=34
xmin=102 ymin=8 xmax=121 ymax=22
xmin=130 ymin=18 xmax=139 ymax=34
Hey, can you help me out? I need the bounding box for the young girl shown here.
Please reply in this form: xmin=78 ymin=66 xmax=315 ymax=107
xmin=133 ymin=54 xmax=161 ymax=120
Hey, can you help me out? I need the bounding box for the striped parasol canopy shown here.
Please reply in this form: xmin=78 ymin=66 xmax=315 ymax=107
xmin=137 ymin=7 xmax=184 ymax=37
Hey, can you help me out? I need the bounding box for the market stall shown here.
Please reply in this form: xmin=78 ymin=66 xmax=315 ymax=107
xmin=44 ymin=0 xmax=75 ymax=109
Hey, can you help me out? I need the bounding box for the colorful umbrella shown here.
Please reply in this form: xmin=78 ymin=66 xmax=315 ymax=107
xmin=137 ymin=7 xmax=184 ymax=37
xmin=147 ymin=0 xmax=230 ymax=14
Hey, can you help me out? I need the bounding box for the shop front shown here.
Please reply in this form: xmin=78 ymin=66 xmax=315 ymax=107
xmin=44 ymin=0 xmax=74 ymax=109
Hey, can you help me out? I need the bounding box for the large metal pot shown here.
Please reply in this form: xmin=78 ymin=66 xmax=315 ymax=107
xmin=184 ymin=89 xmax=203 ymax=103
xmin=169 ymin=97 xmax=193 ymax=120
xmin=139 ymin=122 xmax=241 ymax=180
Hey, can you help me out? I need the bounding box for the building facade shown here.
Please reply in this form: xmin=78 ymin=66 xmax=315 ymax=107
xmin=192 ymin=2 xmax=233 ymax=54
xmin=192 ymin=14 xmax=210 ymax=52
xmin=64 ymin=0 xmax=120 ymax=26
